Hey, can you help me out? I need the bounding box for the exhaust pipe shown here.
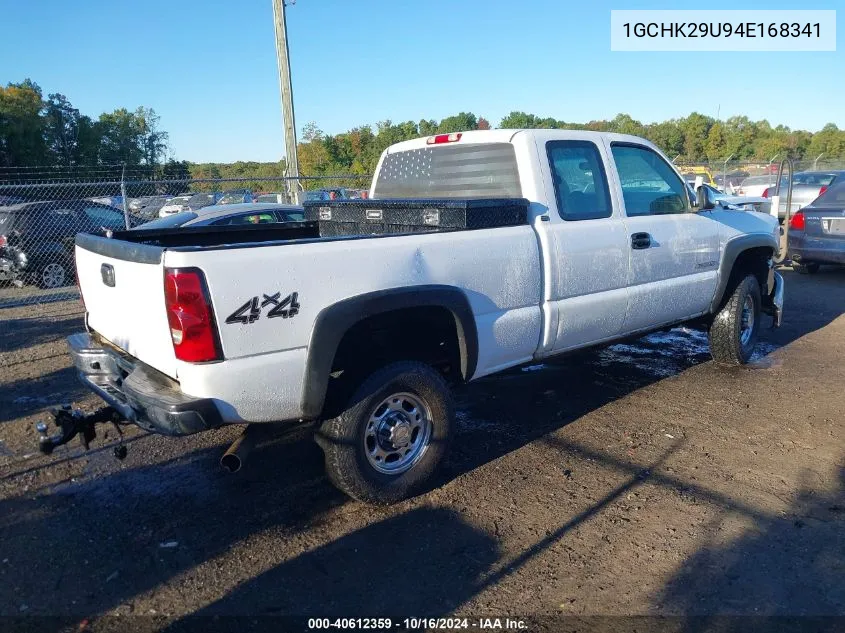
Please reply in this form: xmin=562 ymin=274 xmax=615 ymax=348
xmin=220 ymin=425 xmax=258 ymax=473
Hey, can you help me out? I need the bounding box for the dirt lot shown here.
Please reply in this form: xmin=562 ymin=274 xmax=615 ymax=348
xmin=1 ymin=268 xmax=843 ymax=630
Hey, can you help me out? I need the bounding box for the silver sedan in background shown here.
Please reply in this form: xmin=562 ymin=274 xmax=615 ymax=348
xmin=763 ymin=171 xmax=845 ymax=219
xmin=135 ymin=202 xmax=304 ymax=230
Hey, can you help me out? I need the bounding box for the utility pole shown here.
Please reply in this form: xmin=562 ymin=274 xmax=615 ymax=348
xmin=272 ymin=0 xmax=300 ymax=203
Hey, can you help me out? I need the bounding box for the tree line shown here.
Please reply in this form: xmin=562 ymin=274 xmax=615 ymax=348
xmin=297 ymin=111 xmax=845 ymax=178
xmin=3 ymin=77 xmax=843 ymax=180
xmin=0 ymin=79 xmax=170 ymax=171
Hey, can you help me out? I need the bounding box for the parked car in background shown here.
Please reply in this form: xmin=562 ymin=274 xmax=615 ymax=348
xmin=158 ymin=191 xmax=256 ymax=217
xmin=303 ymin=188 xmax=350 ymax=201
xmin=90 ymin=195 xmax=124 ymax=209
xmin=762 ymin=171 xmax=845 ymax=219
xmin=216 ymin=190 xmax=254 ymax=205
xmin=679 ymin=167 xmax=716 ymax=187
xmin=129 ymin=195 xmax=173 ymax=219
xmin=713 ymin=171 xmax=750 ymax=193
xmin=136 ymin=203 xmax=305 ymax=230
xmin=738 ymin=175 xmax=777 ymax=198
xmin=254 ymin=192 xmax=288 ymax=204
xmin=344 ymin=188 xmax=370 ymax=199
xmin=688 ymin=183 xmax=768 ymax=213
xmin=0 ymin=200 xmax=141 ymax=288
xmin=787 ymin=179 xmax=845 ymax=274
xmin=158 ymin=194 xmax=194 ymax=217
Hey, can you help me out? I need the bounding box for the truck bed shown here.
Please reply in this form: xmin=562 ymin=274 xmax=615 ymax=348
xmin=108 ymin=198 xmax=530 ymax=250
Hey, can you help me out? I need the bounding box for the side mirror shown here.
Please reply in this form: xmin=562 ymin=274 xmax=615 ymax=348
xmin=696 ymin=185 xmax=715 ymax=211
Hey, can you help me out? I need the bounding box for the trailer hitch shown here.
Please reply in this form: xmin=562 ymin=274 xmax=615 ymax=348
xmin=36 ymin=405 xmax=128 ymax=459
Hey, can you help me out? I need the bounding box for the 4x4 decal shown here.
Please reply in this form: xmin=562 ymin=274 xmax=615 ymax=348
xmin=226 ymin=292 xmax=300 ymax=325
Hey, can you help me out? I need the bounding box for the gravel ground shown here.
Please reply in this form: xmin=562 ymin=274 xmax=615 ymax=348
xmin=0 ymin=267 xmax=843 ymax=630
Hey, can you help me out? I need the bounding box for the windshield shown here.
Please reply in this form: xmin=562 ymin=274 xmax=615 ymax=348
xmin=793 ymin=172 xmax=836 ymax=186
xmin=132 ymin=211 xmax=198 ymax=230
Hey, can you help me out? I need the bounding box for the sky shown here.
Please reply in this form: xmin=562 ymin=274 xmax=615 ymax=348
xmin=1 ymin=0 xmax=841 ymax=163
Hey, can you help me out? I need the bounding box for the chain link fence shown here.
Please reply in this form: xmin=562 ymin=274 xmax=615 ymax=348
xmin=3 ymin=158 xmax=845 ymax=309
xmin=0 ymin=174 xmax=370 ymax=308
xmin=672 ymin=159 xmax=845 ymax=192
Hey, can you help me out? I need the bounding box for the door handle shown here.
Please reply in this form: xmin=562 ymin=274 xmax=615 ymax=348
xmin=631 ymin=232 xmax=651 ymax=249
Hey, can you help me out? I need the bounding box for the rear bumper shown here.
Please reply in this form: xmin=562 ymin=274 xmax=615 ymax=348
xmin=67 ymin=332 xmax=223 ymax=435
xmin=789 ymin=245 xmax=845 ymax=265
xmin=788 ymin=231 xmax=845 ymax=265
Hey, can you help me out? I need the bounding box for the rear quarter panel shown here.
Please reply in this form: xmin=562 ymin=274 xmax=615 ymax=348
xmin=164 ymin=227 xmax=542 ymax=421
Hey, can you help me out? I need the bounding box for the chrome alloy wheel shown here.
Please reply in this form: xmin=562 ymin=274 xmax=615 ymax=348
xmin=364 ymin=392 xmax=433 ymax=475
xmin=740 ymin=295 xmax=755 ymax=346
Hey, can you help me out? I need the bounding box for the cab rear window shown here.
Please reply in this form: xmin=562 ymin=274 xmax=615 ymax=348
xmin=373 ymin=143 xmax=522 ymax=199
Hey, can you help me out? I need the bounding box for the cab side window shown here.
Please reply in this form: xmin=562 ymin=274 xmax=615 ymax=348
xmin=611 ymin=144 xmax=690 ymax=216
xmin=547 ymin=141 xmax=612 ymax=221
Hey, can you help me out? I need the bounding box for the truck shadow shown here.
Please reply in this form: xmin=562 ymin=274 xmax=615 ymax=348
xmin=653 ymin=465 xmax=845 ymax=627
xmin=0 ymin=313 xmax=84 ymax=354
xmin=166 ymin=506 xmax=500 ymax=622
xmin=0 ymin=366 xmax=91 ymax=423
xmin=0 ymin=430 xmax=345 ymax=618
xmin=163 ymin=443 xmax=682 ymax=627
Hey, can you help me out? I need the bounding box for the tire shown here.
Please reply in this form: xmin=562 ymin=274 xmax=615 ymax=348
xmin=708 ymin=273 xmax=762 ymax=366
xmin=36 ymin=261 xmax=69 ymax=289
xmin=316 ymin=361 xmax=453 ymax=505
xmin=794 ymin=262 xmax=820 ymax=275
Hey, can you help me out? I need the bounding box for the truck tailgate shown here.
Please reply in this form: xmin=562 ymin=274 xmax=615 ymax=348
xmin=75 ymin=234 xmax=178 ymax=379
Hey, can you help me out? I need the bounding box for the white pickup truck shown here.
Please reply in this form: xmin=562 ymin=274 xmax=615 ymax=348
xmin=55 ymin=129 xmax=783 ymax=504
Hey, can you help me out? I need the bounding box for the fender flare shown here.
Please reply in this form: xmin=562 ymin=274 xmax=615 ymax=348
xmin=709 ymin=233 xmax=778 ymax=314
xmin=300 ymin=285 xmax=478 ymax=419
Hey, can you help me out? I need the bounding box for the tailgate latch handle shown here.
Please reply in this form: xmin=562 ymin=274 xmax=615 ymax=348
xmin=101 ymin=263 xmax=116 ymax=287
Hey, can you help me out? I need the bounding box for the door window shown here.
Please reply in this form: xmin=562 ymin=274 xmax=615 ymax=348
xmin=611 ymin=145 xmax=690 ymax=216
xmin=547 ymin=141 xmax=612 ymax=221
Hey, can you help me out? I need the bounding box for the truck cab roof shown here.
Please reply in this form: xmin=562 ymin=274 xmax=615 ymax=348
xmin=384 ymin=129 xmax=663 ymax=154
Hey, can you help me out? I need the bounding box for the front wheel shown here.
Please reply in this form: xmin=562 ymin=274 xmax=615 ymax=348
xmin=708 ymin=273 xmax=761 ymax=365
xmin=316 ymin=361 xmax=453 ymax=505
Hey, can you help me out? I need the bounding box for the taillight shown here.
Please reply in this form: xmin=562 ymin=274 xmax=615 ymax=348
xmin=426 ymin=133 xmax=462 ymax=145
xmin=762 ymin=188 xmax=770 ymax=198
xmin=0 ymin=234 xmax=6 ymax=248
xmin=164 ymin=268 xmax=222 ymax=362
xmin=789 ymin=211 xmax=805 ymax=231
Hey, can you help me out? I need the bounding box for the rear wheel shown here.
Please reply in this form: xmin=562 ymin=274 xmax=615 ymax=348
xmin=709 ymin=273 xmax=761 ymax=366
xmin=316 ymin=361 xmax=453 ymax=505
xmin=794 ymin=262 xmax=820 ymax=275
